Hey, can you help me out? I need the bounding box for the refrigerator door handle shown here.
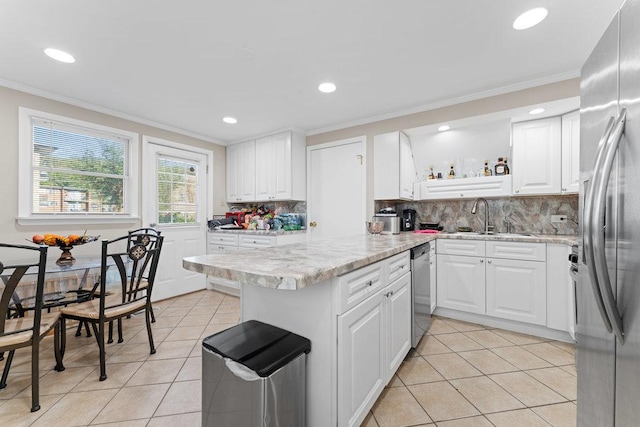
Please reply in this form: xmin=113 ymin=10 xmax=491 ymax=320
xmin=592 ymin=108 xmax=627 ymax=343
xmin=583 ymin=116 xmax=616 ymax=333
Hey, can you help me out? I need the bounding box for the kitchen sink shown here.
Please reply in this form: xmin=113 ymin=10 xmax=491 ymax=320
xmin=443 ymin=231 xmax=535 ymax=237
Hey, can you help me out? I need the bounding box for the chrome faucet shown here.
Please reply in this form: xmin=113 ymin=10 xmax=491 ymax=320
xmin=471 ymin=198 xmax=490 ymax=234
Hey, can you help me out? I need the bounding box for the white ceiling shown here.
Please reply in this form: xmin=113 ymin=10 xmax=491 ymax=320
xmin=0 ymin=0 xmax=624 ymax=145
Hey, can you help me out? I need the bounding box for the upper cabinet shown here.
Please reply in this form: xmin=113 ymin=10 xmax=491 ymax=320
xmin=512 ymin=111 xmax=580 ymax=196
xmin=226 ymin=140 xmax=256 ymax=202
xmin=512 ymin=117 xmax=562 ymax=195
xmin=374 ymin=131 xmax=417 ymax=200
xmin=226 ymin=131 xmax=306 ymax=203
xmin=561 ymin=110 xmax=580 ymax=194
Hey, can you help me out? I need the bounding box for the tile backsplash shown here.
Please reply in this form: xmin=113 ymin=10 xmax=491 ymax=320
xmin=378 ymin=195 xmax=578 ymax=235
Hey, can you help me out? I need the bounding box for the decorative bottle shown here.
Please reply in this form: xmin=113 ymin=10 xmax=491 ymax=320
xmin=503 ymin=157 xmax=510 ymax=175
xmin=483 ymin=160 xmax=492 ymax=176
xmin=495 ymin=157 xmax=506 ymax=175
xmin=448 ymin=164 xmax=455 ymax=179
xmin=428 ymin=166 xmax=435 ymax=180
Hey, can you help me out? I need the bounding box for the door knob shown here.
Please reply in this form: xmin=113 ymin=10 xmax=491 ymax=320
xmin=310 ymin=221 xmax=317 ymax=228
xmin=150 ymin=222 xmax=157 ymax=227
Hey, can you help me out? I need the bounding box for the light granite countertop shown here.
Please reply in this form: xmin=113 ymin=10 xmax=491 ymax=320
xmin=184 ymin=232 xmax=577 ymax=290
xmin=208 ymin=229 xmax=307 ymax=236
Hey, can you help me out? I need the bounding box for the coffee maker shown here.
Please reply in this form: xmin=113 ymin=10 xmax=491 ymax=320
xmin=401 ymin=209 xmax=417 ymax=231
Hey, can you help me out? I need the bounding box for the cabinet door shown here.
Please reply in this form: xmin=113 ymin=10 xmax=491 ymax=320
xmin=385 ymin=273 xmax=411 ymax=382
xmin=436 ymin=254 xmax=485 ymax=314
xmin=546 ymin=244 xmax=573 ymax=333
xmin=486 ymin=257 xmax=546 ymax=325
xmin=226 ymin=141 xmax=255 ymax=202
xmin=430 ymin=251 xmax=437 ymax=312
xmin=561 ymin=110 xmax=580 ymax=194
xmin=512 ymin=117 xmax=562 ymax=195
xmin=399 ymin=132 xmax=416 ymax=199
xmin=338 ymin=291 xmax=385 ymax=427
xmin=255 ymin=132 xmax=292 ymax=201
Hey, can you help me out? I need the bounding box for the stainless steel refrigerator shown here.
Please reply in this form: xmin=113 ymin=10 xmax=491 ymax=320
xmin=578 ymin=0 xmax=640 ymax=425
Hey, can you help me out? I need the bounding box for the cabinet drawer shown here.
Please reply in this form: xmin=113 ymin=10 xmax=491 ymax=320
xmin=486 ymin=241 xmax=545 ymax=261
xmin=437 ymin=239 xmax=485 ymax=257
xmin=238 ymin=235 xmax=277 ymax=248
xmin=207 ymin=233 xmax=239 ymax=246
xmin=207 ymin=244 xmax=239 ymax=253
xmin=387 ymin=251 xmax=410 ymax=283
xmin=338 ymin=261 xmax=385 ymax=314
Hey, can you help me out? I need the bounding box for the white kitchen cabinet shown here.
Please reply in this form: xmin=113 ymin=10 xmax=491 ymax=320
xmin=414 ymin=175 xmax=512 ymax=201
xmin=384 ymin=272 xmax=411 ymax=380
xmin=337 ymin=255 xmax=411 ymax=427
xmin=373 ymin=131 xmax=417 ymax=200
xmin=546 ymin=243 xmax=574 ymax=335
xmin=437 ymin=254 xmax=485 ymax=314
xmin=561 ymin=110 xmax=580 ymax=194
xmin=338 ymin=289 xmax=385 ymax=427
xmin=512 ymin=117 xmax=562 ymax=195
xmin=485 ymin=257 xmax=546 ymax=325
xmin=255 ymin=131 xmax=306 ymax=201
xmin=429 ymin=244 xmax=437 ymax=312
xmin=227 ymin=131 xmax=305 ymax=203
xmin=226 ymin=140 xmax=256 ymax=202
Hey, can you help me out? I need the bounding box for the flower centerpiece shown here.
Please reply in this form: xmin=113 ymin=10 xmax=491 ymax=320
xmin=32 ymin=232 xmax=100 ymax=265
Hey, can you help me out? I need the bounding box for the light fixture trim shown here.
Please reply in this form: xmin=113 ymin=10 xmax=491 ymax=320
xmin=222 ymin=117 xmax=238 ymax=124
xmin=318 ymin=82 xmax=337 ymax=93
xmin=438 ymin=125 xmax=451 ymax=132
xmin=43 ymin=48 xmax=75 ymax=63
xmin=529 ymin=107 xmax=546 ymax=115
xmin=513 ymin=7 xmax=548 ymax=30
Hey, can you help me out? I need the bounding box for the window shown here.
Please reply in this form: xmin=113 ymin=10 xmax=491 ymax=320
xmin=18 ymin=108 xmax=139 ymax=224
xmin=157 ymin=156 xmax=199 ymax=225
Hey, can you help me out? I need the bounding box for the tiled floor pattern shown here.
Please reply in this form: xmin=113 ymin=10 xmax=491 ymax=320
xmin=0 ymin=290 xmax=577 ymax=426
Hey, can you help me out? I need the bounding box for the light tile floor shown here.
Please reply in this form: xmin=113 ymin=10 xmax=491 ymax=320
xmin=0 ymin=290 xmax=577 ymax=426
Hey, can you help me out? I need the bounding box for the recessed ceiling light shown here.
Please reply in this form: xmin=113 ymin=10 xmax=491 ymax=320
xmin=438 ymin=125 xmax=450 ymax=132
xmin=43 ymin=48 xmax=75 ymax=63
xmin=222 ymin=117 xmax=237 ymax=124
xmin=529 ymin=108 xmax=546 ymax=115
xmin=318 ymin=82 xmax=336 ymax=93
xmin=513 ymin=7 xmax=548 ymax=30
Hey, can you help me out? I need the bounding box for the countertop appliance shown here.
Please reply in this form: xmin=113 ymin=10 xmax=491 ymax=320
xmin=402 ymin=209 xmax=417 ymax=231
xmin=373 ymin=213 xmax=400 ymax=234
xmin=578 ymin=2 xmax=640 ymax=424
xmin=410 ymin=242 xmax=431 ymax=347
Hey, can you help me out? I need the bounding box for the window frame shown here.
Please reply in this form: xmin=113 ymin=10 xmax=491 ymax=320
xmin=18 ymin=107 xmax=140 ymax=225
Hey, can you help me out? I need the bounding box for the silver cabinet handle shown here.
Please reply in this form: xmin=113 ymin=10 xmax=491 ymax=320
xmin=487 ymin=260 xmax=492 ymax=264
xmin=592 ymin=109 xmax=626 ymax=342
xmin=583 ymin=116 xmax=616 ymax=333
xmin=366 ymin=280 xmax=373 ymax=287
xmin=480 ymin=259 xmax=484 ymax=263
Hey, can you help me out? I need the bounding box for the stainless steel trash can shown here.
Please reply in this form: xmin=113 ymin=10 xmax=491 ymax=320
xmin=202 ymin=320 xmax=311 ymax=427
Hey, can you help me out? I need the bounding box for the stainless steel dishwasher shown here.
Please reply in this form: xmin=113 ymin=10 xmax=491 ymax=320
xmin=411 ymin=242 xmax=432 ymax=348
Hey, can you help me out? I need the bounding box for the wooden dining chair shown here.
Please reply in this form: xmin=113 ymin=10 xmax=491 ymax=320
xmin=59 ymin=233 xmax=163 ymax=381
xmin=0 ymin=243 xmax=64 ymax=412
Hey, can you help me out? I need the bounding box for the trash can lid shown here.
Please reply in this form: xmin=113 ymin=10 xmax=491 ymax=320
xmin=202 ymin=320 xmax=311 ymax=377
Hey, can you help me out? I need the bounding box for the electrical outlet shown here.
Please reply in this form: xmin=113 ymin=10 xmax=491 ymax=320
xmin=551 ymin=215 xmax=568 ymax=223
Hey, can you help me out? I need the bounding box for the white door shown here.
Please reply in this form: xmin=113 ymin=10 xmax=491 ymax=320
xmin=307 ymin=137 xmax=366 ymax=240
xmin=143 ymin=137 xmax=211 ymax=300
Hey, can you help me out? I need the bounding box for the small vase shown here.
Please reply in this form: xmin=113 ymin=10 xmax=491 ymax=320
xmin=56 ymin=246 xmax=75 ymax=265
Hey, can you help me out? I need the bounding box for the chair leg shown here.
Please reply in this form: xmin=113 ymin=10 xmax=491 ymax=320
xmin=54 ymin=321 xmax=65 ymax=372
xmin=30 ymin=340 xmax=40 ymax=412
xmin=75 ymin=321 xmax=83 ymax=337
xmin=0 ymin=349 xmax=15 ymax=389
xmin=150 ymin=302 xmax=156 ymax=323
xmin=117 ymin=318 xmax=123 ymax=344
xmin=145 ymin=305 xmax=156 ymax=355
xmin=84 ymin=321 xmax=92 ymax=337
xmin=93 ymin=322 xmax=107 ymax=381
xmin=107 ymin=321 xmax=113 ymax=344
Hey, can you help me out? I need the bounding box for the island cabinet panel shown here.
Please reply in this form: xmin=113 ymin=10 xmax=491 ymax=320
xmin=338 ymin=290 xmax=386 ymax=427
xmin=338 ymin=261 xmax=385 ymax=313
xmin=437 ymin=254 xmax=486 ymax=314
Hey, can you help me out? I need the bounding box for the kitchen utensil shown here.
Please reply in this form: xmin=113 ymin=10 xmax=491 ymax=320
xmin=366 ymin=221 xmax=385 ymax=235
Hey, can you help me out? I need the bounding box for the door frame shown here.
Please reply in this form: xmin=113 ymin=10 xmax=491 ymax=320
xmin=306 ymin=135 xmax=367 ymax=239
xmin=141 ymin=135 xmax=214 ymax=227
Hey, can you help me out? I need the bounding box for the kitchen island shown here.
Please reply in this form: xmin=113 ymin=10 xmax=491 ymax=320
xmin=185 ymin=233 xmax=431 ymax=427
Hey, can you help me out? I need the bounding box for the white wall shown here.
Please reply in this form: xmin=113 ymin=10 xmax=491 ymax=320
xmin=0 ymin=85 xmax=227 ymax=251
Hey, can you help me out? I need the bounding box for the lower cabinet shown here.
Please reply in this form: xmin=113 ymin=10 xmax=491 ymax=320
xmin=485 ymin=257 xmax=546 ymax=325
xmin=437 ymin=254 xmax=485 ymax=314
xmin=337 ymin=261 xmax=411 ymax=427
